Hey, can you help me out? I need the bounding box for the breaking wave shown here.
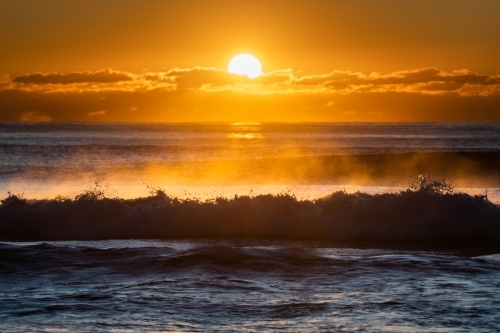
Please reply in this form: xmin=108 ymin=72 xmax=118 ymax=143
xmin=1 ymin=177 xmax=499 ymax=241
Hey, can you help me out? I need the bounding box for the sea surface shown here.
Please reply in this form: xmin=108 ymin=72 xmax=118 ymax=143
xmin=1 ymin=240 xmax=500 ymax=332
xmin=1 ymin=122 xmax=500 ymax=332
xmin=1 ymin=122 xmax=500 ymax=200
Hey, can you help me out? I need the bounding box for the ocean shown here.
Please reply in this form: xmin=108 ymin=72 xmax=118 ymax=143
xmin=2 ymin=122 xmax=500 ymax=200
xmin=1 ymin=122 xmax=500 ymax=332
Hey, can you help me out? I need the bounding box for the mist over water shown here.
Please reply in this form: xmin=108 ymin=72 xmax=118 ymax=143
xmin=2 ymin=122 xmax=500 ymax=200
xmin=2 ymin=122 xmax=500 ymax=331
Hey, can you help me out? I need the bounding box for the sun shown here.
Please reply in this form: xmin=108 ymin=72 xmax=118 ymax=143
xmin=228 ymin=54 xmax=262 ymax=79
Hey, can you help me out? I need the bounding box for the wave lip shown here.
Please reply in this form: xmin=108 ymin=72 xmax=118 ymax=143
xmin=1 ymin=177 xmax=499 ymax=242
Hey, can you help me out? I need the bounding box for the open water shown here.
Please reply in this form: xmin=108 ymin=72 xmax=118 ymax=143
xmin=1 ymin=240 xmax=500 ymax=332
xmin=1 ymin=122 xmax=500 ymax=200
xmin=1 ymin=122 xmax=500 ymax=331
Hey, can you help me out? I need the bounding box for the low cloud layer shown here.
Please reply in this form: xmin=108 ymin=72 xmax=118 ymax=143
xmin=12 ymin=69 xmax=133 ymax=85
xmin=1 ymin=67 xmax=500 ymax=122
xmin=6 ymin=67 xmax=500 ymax=96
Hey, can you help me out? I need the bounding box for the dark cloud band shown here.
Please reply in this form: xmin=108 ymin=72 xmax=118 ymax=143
xmin=12 ymin=69 xmax=133 ymax=85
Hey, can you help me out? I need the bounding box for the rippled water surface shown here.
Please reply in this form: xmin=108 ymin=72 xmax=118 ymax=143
xmin=1 ymin=240 xmax=499 ymax=332
xmin=2 ymin=122 xmax=500 ymax=200
xmin=1 ymin=123 xmax=500 ymax=331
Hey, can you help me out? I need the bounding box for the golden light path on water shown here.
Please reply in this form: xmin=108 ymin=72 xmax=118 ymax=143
xmin=227 ymin=122 xmax=264 ymax=140
xmin=2 ymin=122 xmax=500 ymax=203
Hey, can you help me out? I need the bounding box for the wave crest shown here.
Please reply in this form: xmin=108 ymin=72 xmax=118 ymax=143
xmin=1 ymin=178 xmax=499 ymax=241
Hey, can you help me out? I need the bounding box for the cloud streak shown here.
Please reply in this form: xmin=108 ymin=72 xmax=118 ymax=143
xmin=12 ymin=69 xmax=133 ymax=85
xmin=19 ymin=111 xmax=52 ymax=122
xmin=294 ymin=68 xmax=500 ymax=95
xmin=5 ymin=67 xmax=500 ymax=97
xmin=1 ymin=67 xmax=500 ymax=122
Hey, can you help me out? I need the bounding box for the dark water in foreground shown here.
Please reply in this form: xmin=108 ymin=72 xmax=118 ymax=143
xmin=1 ymin=240 xmax=500 ymax=332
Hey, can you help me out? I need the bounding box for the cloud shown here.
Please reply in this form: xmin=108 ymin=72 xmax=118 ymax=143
xmin=5 ymin=66 xmax=500 ymax=97
xmin=1 ymin=85 xmax=500 ymax=122
xmin=369 ymin=68 xmax=443 ymax=85
xmin=87 ymin=110 xmax=106 ymax=116
xmin=20 ymin=111 xmax=52 ymax=122
xmin=163 ymin=67 xmax=248 ymax=90
xmin=1 ymin=66 xmax=500 ymax=122
xmin=164 ymin=66 xmax=500 ymax=96
xmin=292 ymin=67 xmax=500 ymax=95
xmin=12 ymin=69 xmax=133 ymax=84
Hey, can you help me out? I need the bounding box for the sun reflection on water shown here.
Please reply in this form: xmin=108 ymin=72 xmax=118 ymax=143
xmin=228 ymin=122 xmax=263 ymax=140
xmin=227 ymin=132 xmax=263 ymax=140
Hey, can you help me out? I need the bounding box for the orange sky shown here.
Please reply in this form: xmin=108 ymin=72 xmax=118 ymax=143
xmin=1 ymin=0 xmax=500 ymax=122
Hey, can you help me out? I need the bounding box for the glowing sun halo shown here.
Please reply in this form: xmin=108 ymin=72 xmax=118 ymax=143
xmin=228 ymin=54 xmax=262 ymax=79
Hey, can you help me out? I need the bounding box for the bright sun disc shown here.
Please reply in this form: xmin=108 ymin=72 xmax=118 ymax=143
xmin=228 ymin=54 xmax=262 ymax=79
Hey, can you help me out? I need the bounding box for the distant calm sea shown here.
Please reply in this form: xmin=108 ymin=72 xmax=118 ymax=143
xmin=1 ymin=122 xmax=500 ymax=200
xmin=1 ymin=122 xmax=500 ymax=332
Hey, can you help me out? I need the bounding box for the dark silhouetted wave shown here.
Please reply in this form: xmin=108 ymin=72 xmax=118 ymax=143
xmin=1 ymin=177 xmax=499 ymax=241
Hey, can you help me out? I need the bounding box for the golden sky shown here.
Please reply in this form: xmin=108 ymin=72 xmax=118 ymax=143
xmin=1 ymin=0 xmax=500 ymax=122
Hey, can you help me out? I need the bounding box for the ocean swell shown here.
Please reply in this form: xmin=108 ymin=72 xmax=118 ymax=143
xmin=1 ymin=178 xmax=499 ymax=241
